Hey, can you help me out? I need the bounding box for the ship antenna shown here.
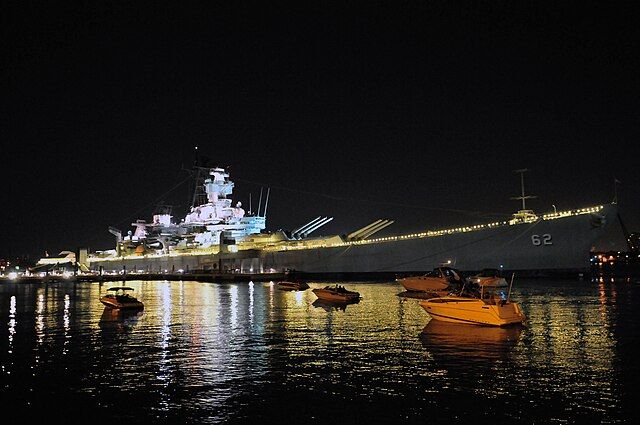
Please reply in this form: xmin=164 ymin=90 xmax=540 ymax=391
xmin=507 ymin=272 xmax=515 ymax=301
xmin=257 ymin=187 xmax=263 ymax=216
xmin=613 ymin=177 xmax=621 ymax=204
xmin=263 ymin=187 xmax=270 ymax=218
xmin=511 ymin=169 xmax=536 ymax=211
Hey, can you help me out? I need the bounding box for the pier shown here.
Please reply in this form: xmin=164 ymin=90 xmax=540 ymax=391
xmin=1 ymin=270 xmax=406 ymax=284
xmin=0 ymin=271 xmax=289 ymax=284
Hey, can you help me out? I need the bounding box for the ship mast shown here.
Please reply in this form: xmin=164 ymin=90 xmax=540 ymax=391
xmin=511 ymin=169 xmax=536 ymax=211
xmin=186 ymin=146 xmax=215 ymax=209
xmin=190 ymin=166 xmax=211 ymax=208
xmin=510 ymin=169 xmax=538 ymax=222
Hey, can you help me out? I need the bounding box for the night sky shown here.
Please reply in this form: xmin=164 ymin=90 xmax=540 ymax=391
xmin=2 ymin=2 xmax=638 ymax=262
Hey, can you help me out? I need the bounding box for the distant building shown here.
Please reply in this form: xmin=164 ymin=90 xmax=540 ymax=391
xmin=33 ymin=249 xmax=91 ymax=274
xmin=32 ymin=250 xmax=76 ymax=274
xmin=0 ymin=258 xmax=8 ymax=273
xmin=1 ymin=256 xmax=35 ymax=275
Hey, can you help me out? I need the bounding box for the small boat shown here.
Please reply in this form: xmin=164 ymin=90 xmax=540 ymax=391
xmin=396 ymin=266 xmax=464 ymax=293
xmin=467 ymin=268 xmax=508 ymax=287
xmin=278 ymin=280 xmax=310 ymax=291
xmin=419 ymin=293 xmax=526 ymax=327
xmin=100 ymin=286 xmax=144 ymax=310
xmin=312 ymin=285 xmax=361 ymax=302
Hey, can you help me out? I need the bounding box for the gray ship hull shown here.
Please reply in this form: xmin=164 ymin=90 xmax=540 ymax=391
xmin=89 ymin=204 xmax=616 ymax=279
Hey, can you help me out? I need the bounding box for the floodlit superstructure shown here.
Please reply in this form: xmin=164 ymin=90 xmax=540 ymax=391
xmin=85 ymin=164 xmax=617 ymax=278
xmin=112 ymin=166 xmax=267 ymax=257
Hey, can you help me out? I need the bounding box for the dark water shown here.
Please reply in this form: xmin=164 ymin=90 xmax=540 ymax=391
xmin=1 ymin=277 xmax=639 ymax=424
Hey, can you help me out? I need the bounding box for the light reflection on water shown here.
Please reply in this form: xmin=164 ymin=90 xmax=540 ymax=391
xmin=0 ymin=278 xmax=636 ymax=423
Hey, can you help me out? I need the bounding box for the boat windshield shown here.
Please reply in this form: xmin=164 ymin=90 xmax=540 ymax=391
xmin=479 ymin=269 xmax=501 ymax=277
xmin=324 ymin=285 xmax=350 ymax=292
xmin=106 ymin=287 xmax=136 ymax=294
xmin=442 ymin=269 xmax=458 ymax=278
xmin=426 ymin=269 xmax=443 ymax=278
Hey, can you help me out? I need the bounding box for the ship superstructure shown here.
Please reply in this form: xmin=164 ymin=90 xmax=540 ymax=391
xmin=113 ymin=166 xmax=267 ymax=257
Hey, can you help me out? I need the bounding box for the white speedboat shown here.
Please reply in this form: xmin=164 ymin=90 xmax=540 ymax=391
xmin=419 ymin=293 xmax=525 ymax=327
xmin=312 ymin=285 xmax=361 ymax=302
xmin=396 ymin=267 xmax=463 ymax=293
xmin=467 ymin=268 xmax=508 ymax=287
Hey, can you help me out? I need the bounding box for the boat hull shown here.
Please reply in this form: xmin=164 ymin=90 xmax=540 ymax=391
xmin=100 ymin=296 xmax=144 ymax=310
xmin=396 ymin=276 xmax=452 ymax=293
xmin=312 ymin=288 xmax=360 ymax=302
xmin=262 ymin=205 xmax=614 ymax=276
xmin=419 ymin=296 xmax=526 ymax=327
xmin=312 ymin=298 xmax=359 ymax=311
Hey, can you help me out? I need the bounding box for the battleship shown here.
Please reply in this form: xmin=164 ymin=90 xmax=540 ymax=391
xmin=81 ymin=165 xmax=616 ymax=279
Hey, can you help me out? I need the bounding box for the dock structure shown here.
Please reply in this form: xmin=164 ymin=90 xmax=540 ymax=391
xmin=0 ymin=271 xmax=289 ymax=284
xmin=1 ymin=268 xmax=400 ymax=284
